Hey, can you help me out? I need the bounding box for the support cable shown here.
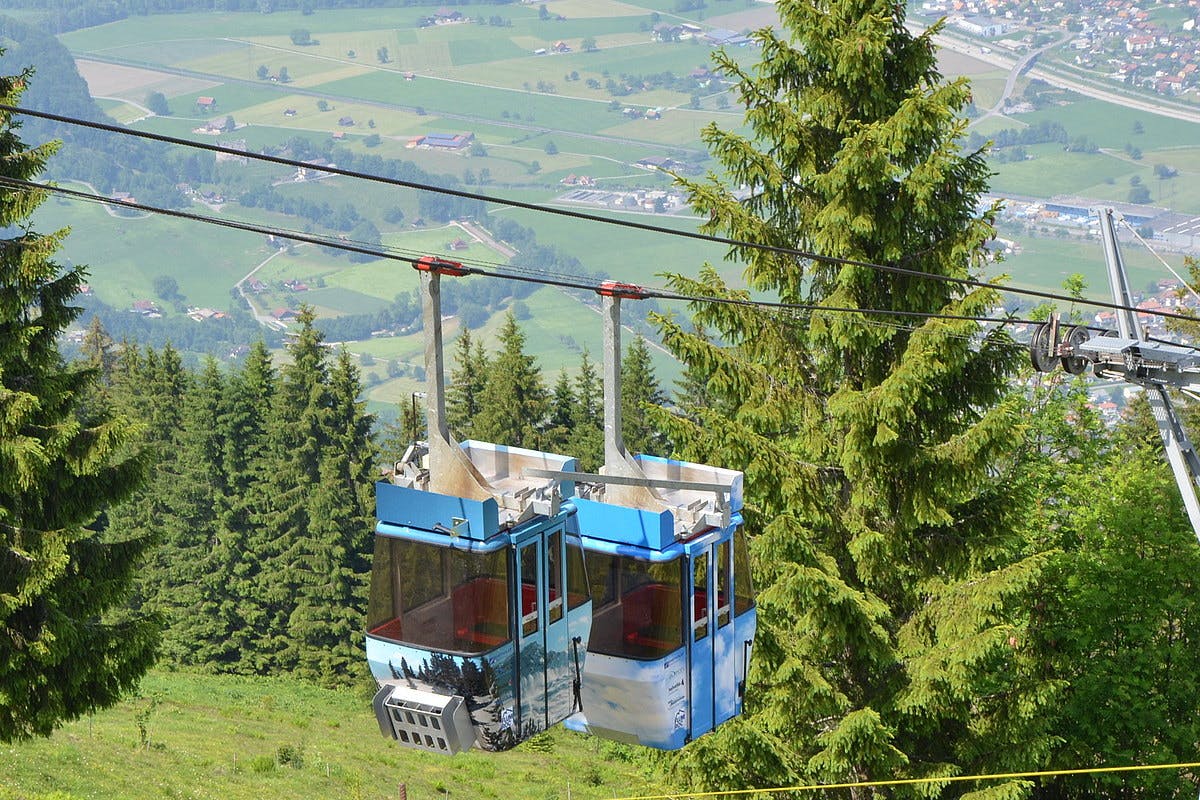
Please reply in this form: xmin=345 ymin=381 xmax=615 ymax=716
xmin=0 ymin=103 xmax=1171 ymax=317
xmin=0 ymin=175 xmax=1047 ymax=334
xmin=1120 ymin=217 xmax=1200 ymax=305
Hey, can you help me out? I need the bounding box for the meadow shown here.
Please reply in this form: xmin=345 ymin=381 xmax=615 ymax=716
xmin=41 ymin=0 xmax=1200 ymax=404
xmin=0 ymin=669 xmax=665 ymax=800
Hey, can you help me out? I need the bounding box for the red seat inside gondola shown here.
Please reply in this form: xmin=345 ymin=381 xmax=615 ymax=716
xmin=452 ymin=576 xmax=510 ymax=648
xmin=370 ymin=617 xmax=404 ymax=641
xmin=618 ymin=583 xmax=682 ymax=655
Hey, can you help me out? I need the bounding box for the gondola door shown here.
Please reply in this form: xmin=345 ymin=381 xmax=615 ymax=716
xmin=541 ymin=527 xmax=575 ymax=726
xmin=712 ymin=537 xmax=738 ymax=726
xmin=515 ymin=536 xmax=547 ymax=736
xmin=688 ymin=549 xmax=714 ymax=739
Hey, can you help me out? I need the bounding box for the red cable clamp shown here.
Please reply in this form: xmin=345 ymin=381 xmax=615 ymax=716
xmin=414 ymin=255 xmax=470 ymax=277
xmin=597 ymin=280 xmax=648 ymax=299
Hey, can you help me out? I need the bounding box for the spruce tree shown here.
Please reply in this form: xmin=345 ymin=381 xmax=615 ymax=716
xmin=568 ymin=349 xmax=603 ymax=470
xmin=247 ymin=314 xmax=373 ymax=682
xmin=545 ymin=369 xmax=577 ymax=453
xmin=247 ymin=308 xmax=332 ymax=672
xmin=620 ymin=336 xmax=667 ymax=456
xmin=654 ymin=3 xmax=1053 ymax=794
xmin=474 ymin=313 xmax=548 ymax=449
xmin=156 ymin=359 xmax=227 ymax=665
xmin=446 ymin=329 xmax=488 ymax=440
xmin=79 ymin=316 xmax=116 ymax=374
xmin=0 ymin=67 xmax=157 ymax=741
xmin=195 ymin=341 xmax=276 ymax=671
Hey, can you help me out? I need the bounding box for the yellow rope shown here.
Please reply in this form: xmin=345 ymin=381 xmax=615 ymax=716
xmin=612 ymin=761 xmax=1200 ymax=800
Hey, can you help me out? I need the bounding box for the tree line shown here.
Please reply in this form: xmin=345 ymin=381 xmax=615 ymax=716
xmin=8 ymin=0 xmax=1200 ymax=791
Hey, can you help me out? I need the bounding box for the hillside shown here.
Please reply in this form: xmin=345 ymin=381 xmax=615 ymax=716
xmin=0 ymin=670 xmax=667 ymax=800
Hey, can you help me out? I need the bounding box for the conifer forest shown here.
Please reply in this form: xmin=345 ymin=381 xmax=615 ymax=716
xmin=5 ymin=0 xmax=1200 ymax=797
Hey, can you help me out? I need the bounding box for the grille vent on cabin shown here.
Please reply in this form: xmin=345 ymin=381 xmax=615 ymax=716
xmin=372 ymin=684 xmax=476 ymax=754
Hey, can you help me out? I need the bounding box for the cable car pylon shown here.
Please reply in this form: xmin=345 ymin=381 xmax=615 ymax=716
xmin=1029 ymin=207 xmax=1200 ymax=540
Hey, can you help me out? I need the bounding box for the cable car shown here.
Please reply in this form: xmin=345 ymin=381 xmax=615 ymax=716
xmin=366 ymin=259 xmax=592 ymax=754
xmin=567 ymin=456 xmax=755 ymax=750
xmin=553 ymin=285 xmax=756 ymax=749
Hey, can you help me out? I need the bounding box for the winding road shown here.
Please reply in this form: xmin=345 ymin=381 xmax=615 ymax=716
xmin=916 ymin=23 xmax=1200 ymax=126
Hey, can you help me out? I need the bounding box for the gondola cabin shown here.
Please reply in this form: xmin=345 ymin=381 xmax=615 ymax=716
xmin=566 ymin=454 xmax=755 ymax=750
xmin=367 ymin=440 xmax=592 ymax=754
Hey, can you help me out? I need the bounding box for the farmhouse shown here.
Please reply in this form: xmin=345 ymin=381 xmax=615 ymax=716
xmin=634 ymin=155 xmax=687 ymax=171
xmin=338 ymin=116 xmax=354 ymax=126
xmin=216 ymin=139 xmax=248 ymax=164
xmin=196 ymin=96 xmax=216 ymax=111
xmin=651 ymin=23 xmax=683 ymax=41
xmin=130 ymin=300 xmax=160 ymax=316
xmin=187 ymin=307 xmax=225 ymax=322
xmin=419 ymin=132 xmax=475 ymax=150
xmin=703 ymin=28 xmax=751 ymax=46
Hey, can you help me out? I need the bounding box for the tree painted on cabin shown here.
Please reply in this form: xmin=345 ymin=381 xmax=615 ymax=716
xmin=0 ymin=67 xmax=158 ymax=741
xmin=654 ymin=2 xmax=1054 ymax=795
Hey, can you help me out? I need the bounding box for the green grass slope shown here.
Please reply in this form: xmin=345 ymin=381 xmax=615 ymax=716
xmin=0 ymin=670 xmax=666 ymax=800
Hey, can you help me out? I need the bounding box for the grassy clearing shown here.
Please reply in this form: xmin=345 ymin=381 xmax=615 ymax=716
xmin=60 ymin=9 xmax=455 ymax=51
xmin=990 ymin=223 xmax=1185 ymax=302
xmin=493 ymin=205 xmax=729 ymax=286
xmin=0 ymin=669 xmax=665 ymax=800
xmin=33 ymin=190 xmax=268 ymax=312
xmin=989 ymin=145 xmax=1140 ymax=198
xmin=95 ymin=98 xmax=145 ymax=123
xmin=1012 ymin=97 xmax=1200 ymax=152
xmin=95 ymin=36 xmax=248 ymax=67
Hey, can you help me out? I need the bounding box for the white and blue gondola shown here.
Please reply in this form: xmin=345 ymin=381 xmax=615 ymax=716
xmin=365 ymin=258 xmax=592 ymax=755
xmin=564 ymin=455 xmax=756 ymax=750
xmin=365 ymin=261 xmax=755 ymax=755
xmin=367 ymin=441 xmax=592 ymax=754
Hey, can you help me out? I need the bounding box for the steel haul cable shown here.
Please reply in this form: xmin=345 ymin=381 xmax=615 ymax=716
xmin=0 ymin=102 xmax=1173 ymax=318
xmin=1 ymin=175 xmax=1045 ymax=333
xmin=5 ymin=173 xmax=1195 ymax=339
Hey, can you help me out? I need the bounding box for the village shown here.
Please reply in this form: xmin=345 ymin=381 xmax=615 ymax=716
xmin=919 ymin=0 xmax=1200 ymax=97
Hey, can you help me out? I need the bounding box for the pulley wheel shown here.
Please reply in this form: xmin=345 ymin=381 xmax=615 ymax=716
xmin=1060 ymin=325 xmax=1091 ymax=375
xmin=1029 ymin=323 xmax=1056 ymax=373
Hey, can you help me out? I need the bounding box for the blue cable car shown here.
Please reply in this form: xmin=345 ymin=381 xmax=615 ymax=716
xmin=557 ymin=285 xmax=756 ymax=749
xmin=564 ymin=456 xmax=755 ymax=750
xmin=366 ymin=260 xmax=592 ymax=754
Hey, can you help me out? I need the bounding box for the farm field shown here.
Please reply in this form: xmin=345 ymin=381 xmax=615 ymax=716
xmin=37 ymin=0 xmax=1200 ymax=389
xmin=35 ymin=189 xmax=269 ymax=311
xmin=0 ymin=669 xmax=664 ymax=800
xmin=990 ymin=221 xmax=1185 ymax=303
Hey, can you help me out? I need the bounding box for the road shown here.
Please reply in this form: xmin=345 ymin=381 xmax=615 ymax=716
xmin=236 ymin=246 xmax=289 ymax=328
xmin=914 ymin=24 xmax=1200 ymax=126
xmin=974 ymin=34 xmax=1067 ymax=123
xmin=455 ymin=220 xmax=516 ymax=259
